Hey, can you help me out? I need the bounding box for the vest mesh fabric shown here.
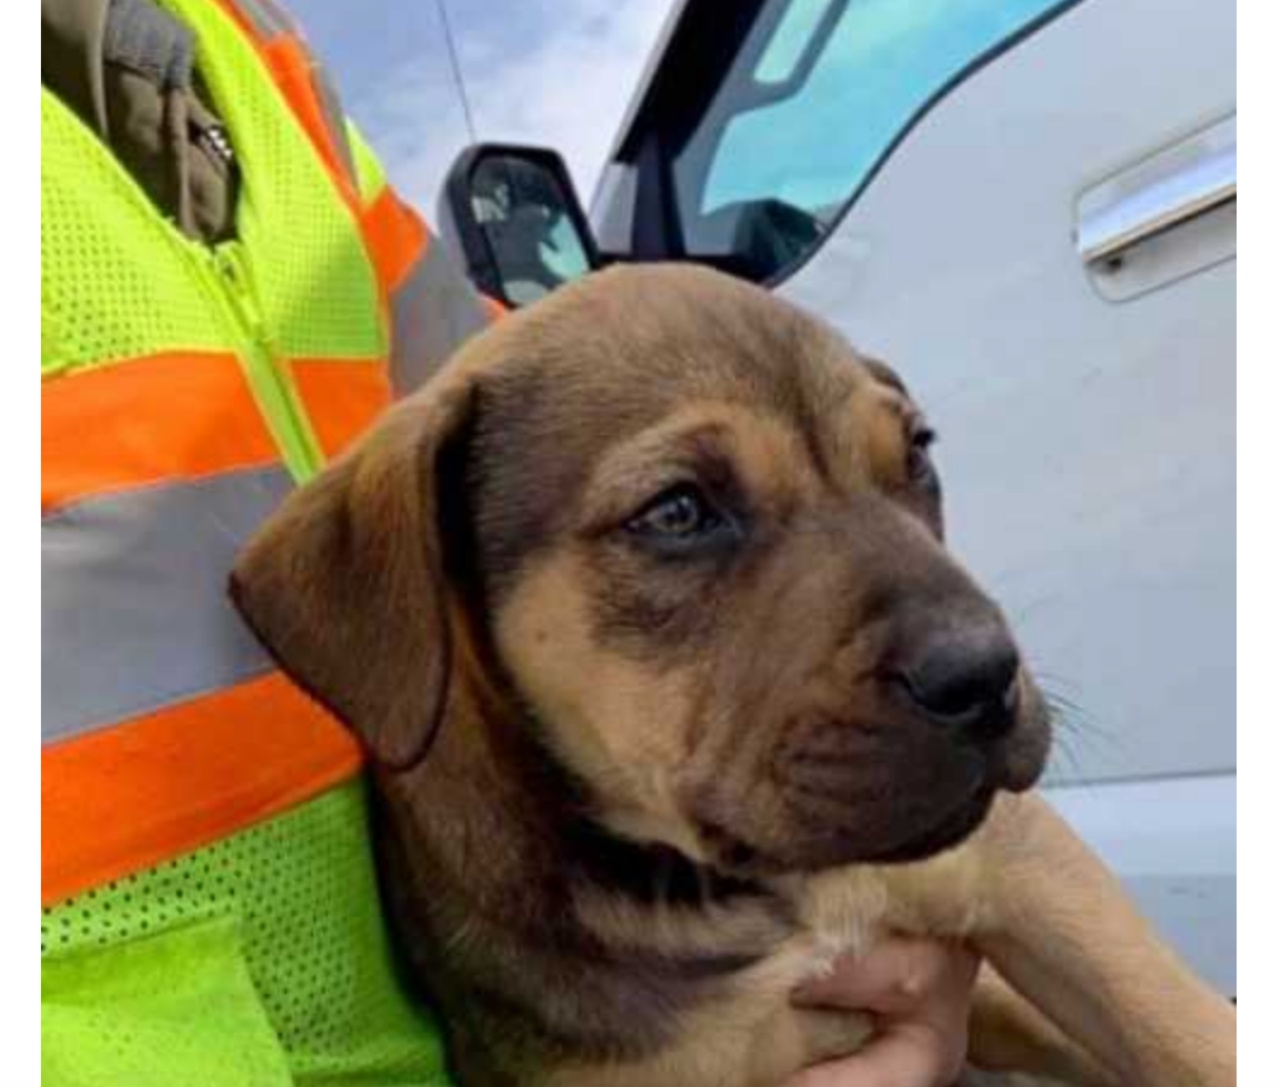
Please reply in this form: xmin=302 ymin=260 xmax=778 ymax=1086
xmin=43 ymin=782 xmax=453 ymax=1086
xmin=41 ymin=0 xmax=386 ymax=375
xmin=172 ymin=0 xmax=385 ymax=362
xmin=43 ymin=0 xmax=450 ymax=1080
xmin=41 ymin=89 xmax=234 ymax=378
xmin=346 ymin=120 xmax=389 ymax=206
xmin=44 ymin=917 xmax=298 ymax=1087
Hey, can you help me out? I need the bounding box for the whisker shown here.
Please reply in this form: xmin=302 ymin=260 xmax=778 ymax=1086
xmin=1031 ymin=666 xmax=1130 ymax=781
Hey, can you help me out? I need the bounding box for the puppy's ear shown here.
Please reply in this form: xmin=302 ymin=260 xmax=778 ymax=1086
xmin=230 ymin=379 xmax=474 ymax=770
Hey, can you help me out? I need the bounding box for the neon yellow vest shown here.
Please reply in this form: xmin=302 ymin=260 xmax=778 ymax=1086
xmin=42 ymin=1 xmax=458 ymax=1083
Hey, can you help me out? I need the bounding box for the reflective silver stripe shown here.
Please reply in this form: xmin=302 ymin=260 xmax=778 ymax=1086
xmin=42 ymin=466 xmax=293 ymax=743
xmin=390 ymin=241 xmax=490 ymax=396
xmin=312 ymin=63 xmax=357 ymax=184
xmin=231 ymin=0 xmax=294 ymax=38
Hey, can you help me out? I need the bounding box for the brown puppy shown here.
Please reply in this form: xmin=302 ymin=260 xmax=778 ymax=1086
xmin=231 ymin=264 xmax=1234 ymax=1087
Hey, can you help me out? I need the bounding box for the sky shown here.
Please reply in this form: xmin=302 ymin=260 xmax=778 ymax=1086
xmin=289 ymin=0 xmax=675 ymax=220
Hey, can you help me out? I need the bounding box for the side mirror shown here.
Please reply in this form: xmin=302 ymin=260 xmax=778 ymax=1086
xmin=439 ymin=144 xmax=601 ymax=308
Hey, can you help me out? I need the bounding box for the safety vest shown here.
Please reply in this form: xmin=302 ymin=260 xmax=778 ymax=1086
xmin=41 ymin=0 xmax=490 ymax=907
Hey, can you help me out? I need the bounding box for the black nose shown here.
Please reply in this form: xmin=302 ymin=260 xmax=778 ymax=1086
xmin=895 ymin=625 xmax=1020 ymax=741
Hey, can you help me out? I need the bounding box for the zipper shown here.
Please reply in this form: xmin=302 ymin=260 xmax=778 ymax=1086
xmin=198 ymin=238 xmax=324 ymax=482
xmin=44 ymin=6 xmax=328 ymax=482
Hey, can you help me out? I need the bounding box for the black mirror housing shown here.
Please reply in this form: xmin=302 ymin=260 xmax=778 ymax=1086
xmin=438 ymin=144 xmax=602 ymax=309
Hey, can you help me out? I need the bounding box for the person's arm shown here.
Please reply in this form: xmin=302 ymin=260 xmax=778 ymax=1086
xmin=968 ymin=963 xmax=1115 ymax=1085
xmin=785 ymin=937 xmax=978 ymax=1087
xmin=971 ymin=793 xmax=1235 ymax=1086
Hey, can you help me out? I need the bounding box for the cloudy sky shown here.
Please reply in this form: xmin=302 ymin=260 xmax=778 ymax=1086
xmin=290 ymin=0 xmax=675 ymax=219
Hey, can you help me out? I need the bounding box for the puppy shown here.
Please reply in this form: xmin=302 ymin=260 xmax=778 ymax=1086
xmin=232 ymin=264 xmax=1234 ymax=1086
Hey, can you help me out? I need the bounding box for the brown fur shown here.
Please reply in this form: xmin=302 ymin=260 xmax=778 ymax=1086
xmin=231 ymin=264 xmax=1234 ymax=1086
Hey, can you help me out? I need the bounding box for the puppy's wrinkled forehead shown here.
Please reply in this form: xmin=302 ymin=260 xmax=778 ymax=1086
xmin=462 ymin=263 xmax=907 ymax=593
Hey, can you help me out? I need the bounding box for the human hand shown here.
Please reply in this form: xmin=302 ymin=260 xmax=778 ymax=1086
xmin=784 ymin=936 xmax=980 ymax=1087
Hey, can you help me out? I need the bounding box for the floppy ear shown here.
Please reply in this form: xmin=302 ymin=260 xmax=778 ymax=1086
xmin=229 ymin=379 xmax=474 ymax=770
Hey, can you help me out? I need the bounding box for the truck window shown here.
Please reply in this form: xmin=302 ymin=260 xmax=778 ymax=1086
xmin=669 ymin=0 xmax=1070 ymax=282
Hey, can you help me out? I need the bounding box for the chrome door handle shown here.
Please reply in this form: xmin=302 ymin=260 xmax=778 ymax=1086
xmin=1076 ymin=115 xmax=1236 ymax=265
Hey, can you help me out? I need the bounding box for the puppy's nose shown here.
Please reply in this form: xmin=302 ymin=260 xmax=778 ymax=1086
xmin=895 ymin=625 xmax=1020 ymax=741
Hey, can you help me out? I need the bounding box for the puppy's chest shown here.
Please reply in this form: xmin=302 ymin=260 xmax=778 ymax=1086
xmin=564 ymin=855 xmax=991 ymax=1087
xmin=692 ymin=845 xmax=995 ymax=1011
xmin=802 ymin=843 xmax=993 ymax=950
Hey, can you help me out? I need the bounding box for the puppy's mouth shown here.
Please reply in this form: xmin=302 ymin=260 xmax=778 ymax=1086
xmin=857 ymin=785 xmax=997 ymax=864
xmin=696 ymin=783 xmax=997 ymax=876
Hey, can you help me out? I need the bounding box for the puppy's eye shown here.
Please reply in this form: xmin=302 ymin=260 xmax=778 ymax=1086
xmin=626 ymin=484 xmax=724 ymax=542
xmin=907 ymin=426 xmax=937 ymax=485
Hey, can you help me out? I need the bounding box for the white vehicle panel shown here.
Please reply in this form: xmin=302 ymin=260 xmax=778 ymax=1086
xmin=780 ymin=0 xmax=1235 ymax=789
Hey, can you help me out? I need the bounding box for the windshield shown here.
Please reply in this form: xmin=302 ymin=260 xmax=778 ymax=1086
xmin=670 ymin=0 xmax=1067 ymax=280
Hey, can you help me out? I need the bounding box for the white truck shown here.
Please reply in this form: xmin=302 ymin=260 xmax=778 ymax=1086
xmin=437 ymin=0 xmax=1236 ymax=996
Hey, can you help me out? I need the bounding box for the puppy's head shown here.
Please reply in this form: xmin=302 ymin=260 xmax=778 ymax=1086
xmin=232 ymin=264 xmax=1049 ymax=875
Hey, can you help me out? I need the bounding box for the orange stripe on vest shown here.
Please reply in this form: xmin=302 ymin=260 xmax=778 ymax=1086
xmin=289 ymin=359 xmax=393 ymax=458
xmin=363 ymin=185 xmax=430 ymax=295
xmin=42 ymin=672 xmax=362 ymax=906
xmin=43 ymin=352 xmax=279 ymax=513
xmin=260 ymin=34 xmax=358 ymax=203
xmin=208 ymin=0 xmax=352 ymax=201
xmin=212 ymin=1 xmax=427 ymax=299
